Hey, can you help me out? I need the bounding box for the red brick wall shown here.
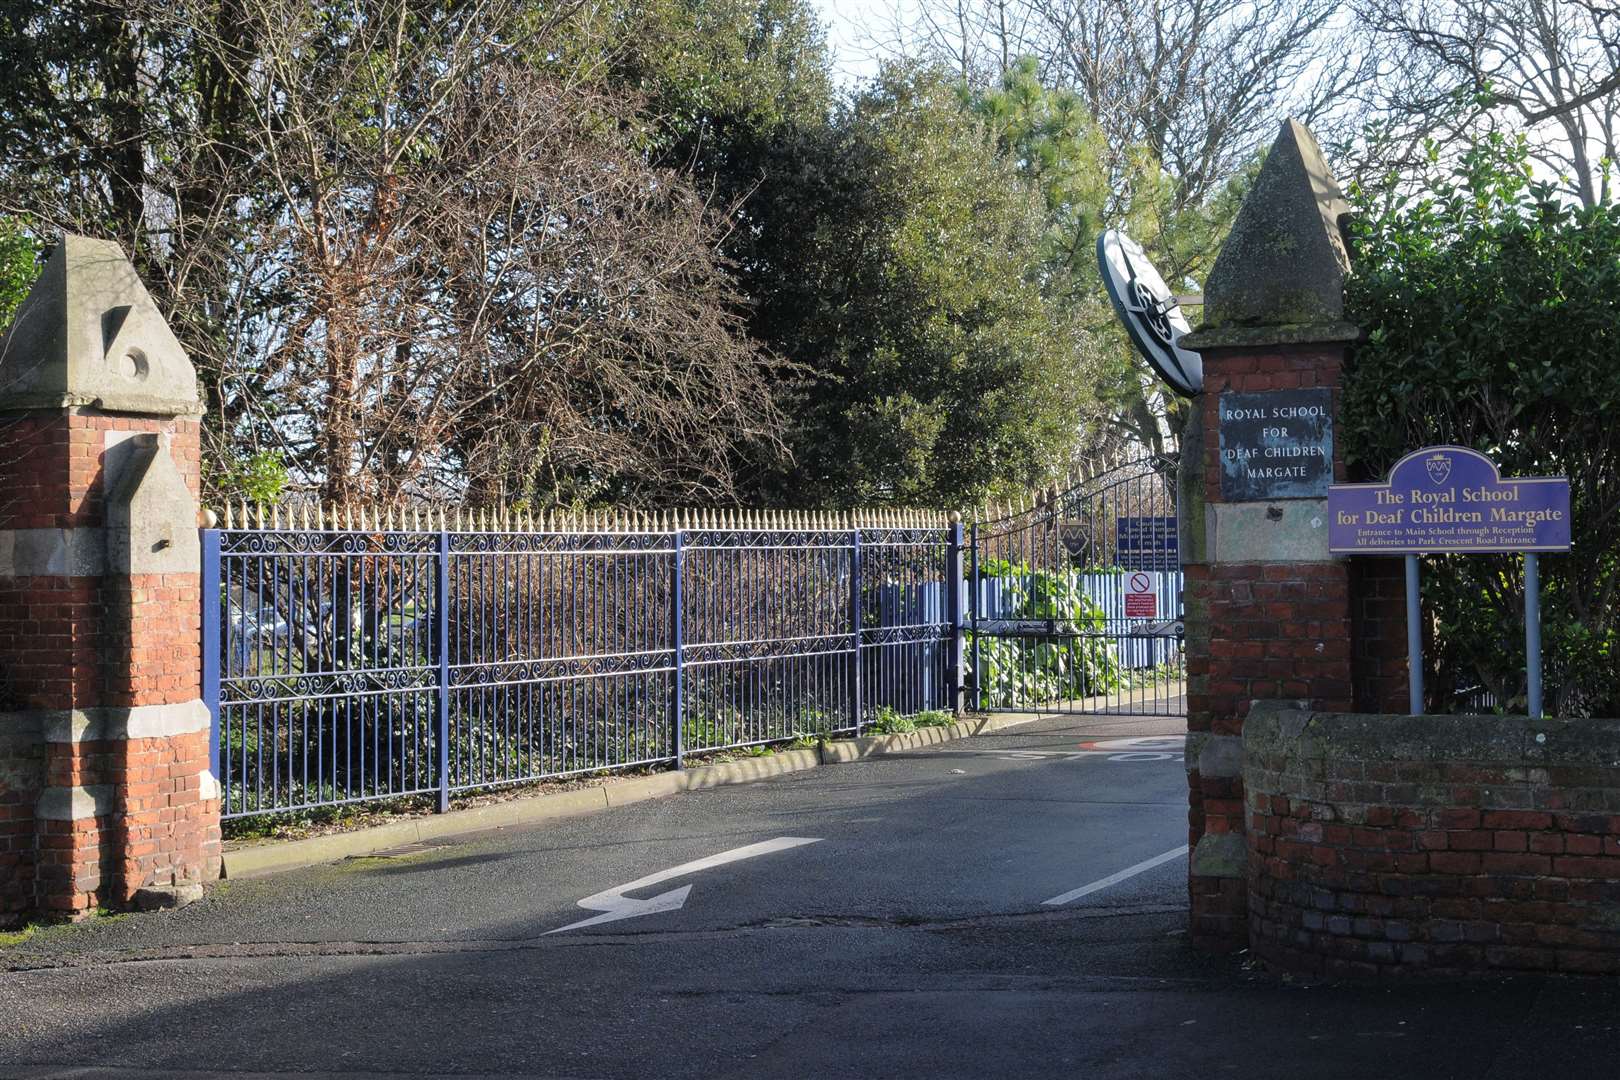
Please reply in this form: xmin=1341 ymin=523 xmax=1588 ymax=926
xmin=1190 ymin=562 xmax=1354 ymax=734
xmin=1246 ymin=706 xmax=1620 ymax=976
xmin=0 ymin=721 xmax=43 ymax=920
xmin=0 ymin=577 xmax=101 ymax=710
xmin=0 ymin=413 xmax=199 ymax=531
xmin=0 ymin=414 xmax=201 ymax=711
xmin=0 ymin=409 xmax=215 ymax=920
xmin=0 ymin=414 xmax=73 ymax=529
xmin=104 ymin=574 xmax=202 ymax=706
xmin=116 ymin=729 xmax=218 ymax=899
xmin=1186 ymin=343 xmax=1363 ymax=946
xmin=1350 ymin=558 xmax=1411 ymax=713
xmin=33 ymin=728 xmax=219 ymax=912
xmin=32 ymin=817 xmax=106 ymax=914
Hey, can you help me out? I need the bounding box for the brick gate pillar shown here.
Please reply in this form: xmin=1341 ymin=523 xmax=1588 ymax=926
xmin=0 ymin=236 xmax=219 ymax=921
xmin=1176 ymin=121 xmax=1407 ymax=949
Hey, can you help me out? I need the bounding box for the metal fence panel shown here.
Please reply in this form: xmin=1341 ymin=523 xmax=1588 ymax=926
xmin=207 ymin=528 xmax=442 ymax=818
xmin=204 ymin=521 xmax=957 ymax=819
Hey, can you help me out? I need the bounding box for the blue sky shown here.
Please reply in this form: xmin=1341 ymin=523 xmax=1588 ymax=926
xmin=811 ymin=0 xmax=891 ymax=83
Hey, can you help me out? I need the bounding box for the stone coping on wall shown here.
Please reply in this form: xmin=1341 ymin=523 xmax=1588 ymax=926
xmin=1243 ymin=700 xmax=1620 ymax=978
xmin=1245 ymin=703 xmax=1620 ymax=773
xmin=1178 ymin=321 xmax=1362 ymax=351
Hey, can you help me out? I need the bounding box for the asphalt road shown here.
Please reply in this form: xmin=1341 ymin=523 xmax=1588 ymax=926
xmin=3 ymin=712 xmax=1618 ymax=1080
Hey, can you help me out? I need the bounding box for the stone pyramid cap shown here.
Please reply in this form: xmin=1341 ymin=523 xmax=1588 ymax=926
xmin=0 ymin=235 xmax=200 ymax=415
xmin=1199 ymin=119 xmax=1354 ymax=332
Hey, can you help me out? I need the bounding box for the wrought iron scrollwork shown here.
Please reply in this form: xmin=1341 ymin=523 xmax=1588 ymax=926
xmin=452 ymin=650 xmax=674 ymax=688
xmin=220 ymin=666 xmax=437 ymax=705
xmin=685 ymin=633 xmax=856 ymax=666
xmin=861 ymin=623 xmax=949 ymax=646
xmin=219 ymin=529 xmax=438 ymax=556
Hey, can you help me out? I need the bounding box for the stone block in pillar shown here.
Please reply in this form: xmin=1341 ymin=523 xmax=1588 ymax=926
xmin=0 ymin=235 xmax=217 ymax=922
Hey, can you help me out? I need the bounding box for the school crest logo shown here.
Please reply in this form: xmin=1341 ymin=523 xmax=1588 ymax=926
xmin=1425 ymin=453 xmax=1452 ymax=486
xmin=1057 ymin=520 xmax=1090 ymax=560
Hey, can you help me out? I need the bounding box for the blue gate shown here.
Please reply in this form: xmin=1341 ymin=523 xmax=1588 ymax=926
xmin=969 ymin=459 xmax=1185 ymax=716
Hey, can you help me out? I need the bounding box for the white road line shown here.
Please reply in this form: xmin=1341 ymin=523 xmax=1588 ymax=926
xmin=546 ymin=836 xmax=822 ymax=934
xmin=1040 ymin=845 xmax=1189 ymax=907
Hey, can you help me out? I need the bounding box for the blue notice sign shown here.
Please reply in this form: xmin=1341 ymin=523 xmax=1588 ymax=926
xmin=1328 ymin=446 xmax=1571 ymax=554
xmin=1116 ymin=515 xmax=1179 ymax=570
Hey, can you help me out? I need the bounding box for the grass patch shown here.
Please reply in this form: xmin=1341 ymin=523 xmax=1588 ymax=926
xmin=864 ymin=707 xmax=957 ymax=735
xmin=681 ymin=735 xmax=824 ymax=766
xmin=0 ymin=922 xmax=41 ymax=948
xmin=0 ymin=908 xmax=127 ymax=950
xmin=223 ymin=795 xmax=438 ymax=843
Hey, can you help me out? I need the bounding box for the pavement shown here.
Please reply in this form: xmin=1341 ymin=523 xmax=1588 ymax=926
xmin=2 ymin=712 xmax=1619 ymax=1079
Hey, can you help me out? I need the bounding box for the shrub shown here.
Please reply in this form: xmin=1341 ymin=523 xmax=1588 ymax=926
xmin=865 ymin=707 xmax=917 ymax=735
xmin=969 ymin=559 xmax=1123 ymax=707
xmin=1343 ymin=133 xmax=1620 ymax=716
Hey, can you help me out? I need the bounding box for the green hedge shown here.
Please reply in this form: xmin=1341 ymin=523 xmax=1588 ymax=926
xmin=1343 ymin=134 xmax=1620 ymax=716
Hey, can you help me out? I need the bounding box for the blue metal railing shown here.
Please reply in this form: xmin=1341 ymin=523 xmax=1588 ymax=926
xmin=203 ymin=520 xmax=958 ymax=818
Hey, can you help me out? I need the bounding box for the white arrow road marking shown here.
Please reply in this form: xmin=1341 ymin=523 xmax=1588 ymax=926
xmin=545 ymin=836 xmax=823 ymax=935
xmin=1041 ymin=845 xmax=1189 ymax=907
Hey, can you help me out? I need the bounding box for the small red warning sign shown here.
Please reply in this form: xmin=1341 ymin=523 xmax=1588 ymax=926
xmin=1124 ymin=594 xmax=1157 ymax=617
xmin=1124 ymin=572 xmax=1158 ymax=618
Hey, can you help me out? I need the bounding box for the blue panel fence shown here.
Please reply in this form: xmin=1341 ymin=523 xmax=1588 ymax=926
xmin=202 ymin=512 xmax=961 ymax=818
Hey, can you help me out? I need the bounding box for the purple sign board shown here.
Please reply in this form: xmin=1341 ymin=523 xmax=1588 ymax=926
xmin=1328 ymin=446 xmax=1570 ymax=554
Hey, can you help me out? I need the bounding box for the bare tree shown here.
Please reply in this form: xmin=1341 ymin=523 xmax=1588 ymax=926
xmin=1027 ymin=1 xmax=1349 ymax=219
xmin=869 ymin=1 xmax=1352 ymax=231
xmin=864 ymin=0 xmax=1040 ymax=81
xmin=424 ymin=70 xmax=790 ymax=507
xmin=200 ymin=0 xmax=785 ymax=505
xmin=1348 ymin=0 xmax=1619 ymax=207
xmin=1 ymin=0 xmax=786 ymax=507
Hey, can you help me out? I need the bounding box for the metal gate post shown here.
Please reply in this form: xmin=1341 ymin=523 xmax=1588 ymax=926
xmin=436 ymin=529 xmax=451 ymax=813
xmin=672 ymin=529 xmax=686 ymax=768
xmin=946 ymin=518 xmax=965 ymax=714
xmin=201 ymin=528 xmax=222 ymax=794
xmin=968 ymin=522 xmax=980 ymax=711
xmin=850 ymin=528 xmax=863 ymax=735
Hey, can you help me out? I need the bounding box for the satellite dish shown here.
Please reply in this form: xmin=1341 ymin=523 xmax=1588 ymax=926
xmin=1097 ymin=229 xmax=1203 ymax=397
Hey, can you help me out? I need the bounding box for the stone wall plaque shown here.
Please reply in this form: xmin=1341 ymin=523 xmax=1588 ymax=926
xmin=1217 ymin=388 xmax=1332 ymax=500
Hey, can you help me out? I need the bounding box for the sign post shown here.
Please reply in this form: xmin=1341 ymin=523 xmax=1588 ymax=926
xmin=1328 ymin=446 xmax=1570 ymax=718
xmin=1525 ymin=553 xmax=1543 ymax=719
xmin=1404 ymin=554 xmax=1422 ymax=715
